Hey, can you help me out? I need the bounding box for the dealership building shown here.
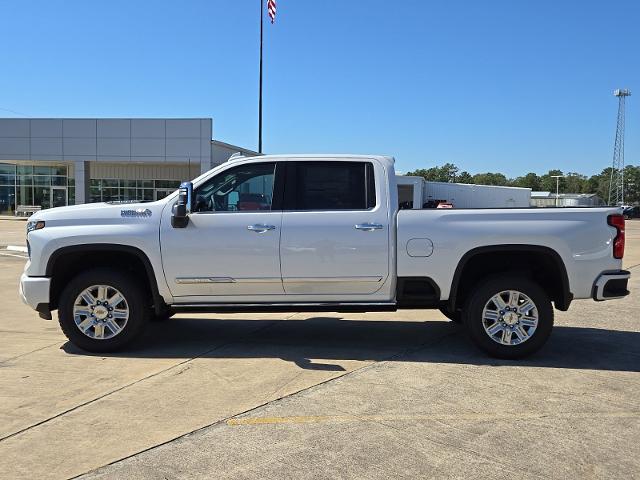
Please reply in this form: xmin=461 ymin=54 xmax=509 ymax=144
xmin=0 ymin=118 xmax=256 ymax=215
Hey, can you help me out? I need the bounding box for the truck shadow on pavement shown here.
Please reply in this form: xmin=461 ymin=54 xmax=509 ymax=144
xmin=61 ymin=317 xmax=640 ymax=373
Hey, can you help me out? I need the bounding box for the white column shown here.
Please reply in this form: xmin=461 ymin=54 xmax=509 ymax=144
xmin=74 ymin=161 xmax=90 ymax=204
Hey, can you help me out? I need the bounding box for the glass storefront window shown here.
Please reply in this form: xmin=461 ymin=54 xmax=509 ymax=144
xmin=86 ymin=179 xmax=181 ymax=203
xmin=0 ymin=174 xmax=16 ymax=185
xmin=34 ymin=187 xmax=50 ymax=209
xmin=90 ymin=187 xmax=101 ymax=203
xmin=17 ymin=184 xmax=34 ymax=206
xmin=19 ymin=175 xmax=33 ymax=186
xmin=0 ymin=163 xmax=71 ymax=214
xmin=51 ymin=176 xmax=67 ymax=186
xmin=0 ymin=166 xmax=183 ymax=213
xmin=123 ymin=188 xmax=137 ymax=200
xmin=155 ymin=180 xmax=180 ymax=189
xmin=102 ymin=188 xmax=120 ymax=201
xmin=34 ymin=166 xmax=52 ymax=175
xmin=33 ymin=176 xmax=50 ymax=186
xmin=0 ymin=185 xmax=16 ymax=214
xmin=0 ymin=164 xmax=16 ymax=175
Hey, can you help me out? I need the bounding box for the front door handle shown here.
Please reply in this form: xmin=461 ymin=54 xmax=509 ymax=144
xmin=355 ymin=223 xmax=384 ymax=231
xmin=247 ymin=224 xmax=276 ymax=233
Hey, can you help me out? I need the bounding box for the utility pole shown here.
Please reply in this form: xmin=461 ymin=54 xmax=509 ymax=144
xmin=258 ymin=0 xmax=264 ymax=153
xmin=551 ymin=175 xmax=563 ymax=207
xmin=609 ymin=89 xmax=631 ymax=206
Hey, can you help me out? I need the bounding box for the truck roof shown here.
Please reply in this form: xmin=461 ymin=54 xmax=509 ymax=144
xmin=228 ymin=153 xmax=395 ymax=167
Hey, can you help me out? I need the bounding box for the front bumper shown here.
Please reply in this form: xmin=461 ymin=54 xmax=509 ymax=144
xmin=19 ymin=273 xmax=52 ymax=318
xmin=592 ymin=270 xmax=631 ymax=301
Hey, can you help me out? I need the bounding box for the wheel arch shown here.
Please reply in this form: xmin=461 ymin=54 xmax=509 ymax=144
xmin=448 ymin=245 xmax=572 ymax=313
xmin=46 ymin=244 xmax=165 ymax=314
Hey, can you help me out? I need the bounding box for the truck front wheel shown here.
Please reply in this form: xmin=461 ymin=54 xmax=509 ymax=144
xmin=463 ymin=276 xmax=554 ymax=359
xmin=58 ymin=268 xmax=149 ymax=352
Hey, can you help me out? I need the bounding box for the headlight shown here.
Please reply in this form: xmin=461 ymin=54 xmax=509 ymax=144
xmin=26 ymin=220 xmax=45 ymax=233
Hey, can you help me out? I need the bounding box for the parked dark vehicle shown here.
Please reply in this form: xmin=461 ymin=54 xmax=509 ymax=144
xmin=623 ymin=206 xmax=640 ymax=219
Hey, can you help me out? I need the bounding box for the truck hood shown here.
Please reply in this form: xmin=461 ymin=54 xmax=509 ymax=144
xmin=29 ymin=201 xmax=167 ymax=226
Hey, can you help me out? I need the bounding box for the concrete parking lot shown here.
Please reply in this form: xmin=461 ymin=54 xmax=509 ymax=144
xmin=0 ymin=218 xmax=638 ymax=479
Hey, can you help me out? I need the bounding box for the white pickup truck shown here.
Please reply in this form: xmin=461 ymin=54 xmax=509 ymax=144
xmin=20 ymin=155 xmax=630 ymax=358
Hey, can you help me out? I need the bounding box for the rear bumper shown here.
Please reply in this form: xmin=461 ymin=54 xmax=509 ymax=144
xmin=19 ymin=273 xmax=51 ymax=317
xmin=592 ymin=270 xmax=630 ymax=301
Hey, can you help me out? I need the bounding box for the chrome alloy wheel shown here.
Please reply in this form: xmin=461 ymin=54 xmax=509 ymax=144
xmin=72 ymin=285 xmax=129 ymax=340
xmin=481 ymin=290 xmax=538 ymax=346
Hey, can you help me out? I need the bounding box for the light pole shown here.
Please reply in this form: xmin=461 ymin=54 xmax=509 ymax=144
xmin=551 ymin=175 xmax=563 ymax=207
xmin=258 ymin=0 xmax=264 ymax=153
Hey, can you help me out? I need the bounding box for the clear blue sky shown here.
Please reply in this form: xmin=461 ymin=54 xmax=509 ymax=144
xmin=0 ymin=0 xmax=638 ymax=177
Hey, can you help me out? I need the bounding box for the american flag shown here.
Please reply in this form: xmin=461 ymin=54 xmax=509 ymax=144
xmin=267 ymin=0 xmax=276 ymax=23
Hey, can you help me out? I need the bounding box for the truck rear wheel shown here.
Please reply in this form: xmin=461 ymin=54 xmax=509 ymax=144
xmin=463 ymin=275 xmax=553 ymax=359
xmin=58 ymin=268 xmax=149 ymax=352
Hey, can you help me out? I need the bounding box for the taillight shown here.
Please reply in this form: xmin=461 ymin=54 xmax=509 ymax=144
xmin=608 ymin=214 xmax=625 ymax=259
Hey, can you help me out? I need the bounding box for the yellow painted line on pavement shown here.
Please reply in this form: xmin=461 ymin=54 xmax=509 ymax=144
xmin=227 ymin=411 xmax=640 ymax=426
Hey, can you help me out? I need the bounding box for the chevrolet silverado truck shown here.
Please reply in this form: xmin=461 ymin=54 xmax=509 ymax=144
xmin=19 ymin=155 xmax=631 ymax=358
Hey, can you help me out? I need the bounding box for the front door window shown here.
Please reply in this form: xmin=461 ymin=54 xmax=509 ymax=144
xmin=194 ymin=162 xmax=275 ymax=212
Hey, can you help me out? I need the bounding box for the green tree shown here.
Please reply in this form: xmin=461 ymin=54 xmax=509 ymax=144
xmin=587 ymin=168 xmax=613 ymax=201
xmin=512 ymin=172 xmax=541 ymax=190
xmin=586 ymin=174 xmax=602 ymax=195
xmin=623 ymin=165 xmax=640 ymax=203
xmin=472 ymin=172 xmax=509 ymax=186
xmin=540 ymin=170 xmax=566 ymax=193
xmin=406 ymin=163 xmax=459 ymax=182
xmin=565 ymin=172 xmax=589 ymax=193
xmin=456 ymin=171 xmax=474 ymax=184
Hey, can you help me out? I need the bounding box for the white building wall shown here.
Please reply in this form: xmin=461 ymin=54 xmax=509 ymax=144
xmin=211 ymin=140 xmax=258 ymax=168
xmin=0 ymin=118 xmax=209 ymax=164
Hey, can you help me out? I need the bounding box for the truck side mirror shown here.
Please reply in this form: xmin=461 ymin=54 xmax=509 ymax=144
xmin=171 ymin=182 xmax=193 ymax=228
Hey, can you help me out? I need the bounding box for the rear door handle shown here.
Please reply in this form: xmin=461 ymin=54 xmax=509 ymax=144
xmin=355 ymin=223 xmax=384 ymax=231
xmin=247 ymin=224 xmax=276 ymax=233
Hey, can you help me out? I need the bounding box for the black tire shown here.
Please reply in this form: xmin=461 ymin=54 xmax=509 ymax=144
xmin=462 ymin=275 xmax=554 ymax=359
xmin=58 ymin=268 xmax=149 ymax=352
xmin=439 ymin=306 xmax=462 ymax=323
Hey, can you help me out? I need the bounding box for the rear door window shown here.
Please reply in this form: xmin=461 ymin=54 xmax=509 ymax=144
xmin=284 ymin=161 xmax=376 ymax=211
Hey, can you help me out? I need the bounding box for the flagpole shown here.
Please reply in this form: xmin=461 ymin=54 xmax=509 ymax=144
xmin=258 ymin=0 xmax=263 ymax=153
